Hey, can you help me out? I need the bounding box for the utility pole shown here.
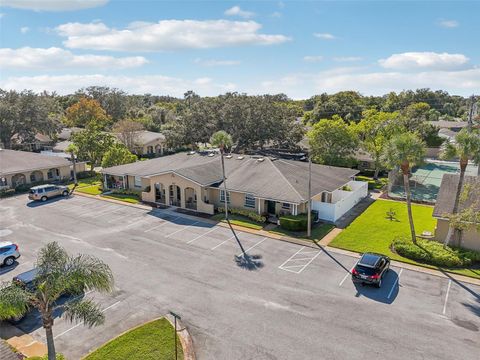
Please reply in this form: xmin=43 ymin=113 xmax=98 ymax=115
xmin=169 ymin=311 xmax=181 ymax=360
xmin=307 ymin=156 xmax=312 ymax=237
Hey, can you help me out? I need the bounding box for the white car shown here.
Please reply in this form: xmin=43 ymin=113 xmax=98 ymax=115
xmin=0 ymin=242 xmax=20 ymax=266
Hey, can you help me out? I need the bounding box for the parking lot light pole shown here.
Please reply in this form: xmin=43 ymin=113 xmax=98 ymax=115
xmin=307 ymin=156 xmax=312 ymax=238
xmin=169 ymin=311 xmax=181 ymax=360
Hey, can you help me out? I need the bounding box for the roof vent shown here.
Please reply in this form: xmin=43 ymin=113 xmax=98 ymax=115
xmin=236 ymin=156 xmax=244 ymax=160
xmin=225 ymin=154 xmax=232 ymax=159
xmin=256 ymin=158 xmax=265 ymax=162
xmin=187 ymin=151 xmax=196 ymax=155
xmin=208 ymin=153 xmax=215 ymax=157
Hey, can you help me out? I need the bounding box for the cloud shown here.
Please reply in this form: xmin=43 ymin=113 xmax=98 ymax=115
xmin=313 ymin=33 xmax=336 ymax=40
xmin=224 ymin=6 xmax=255 ymax=19
xmin=303 ymin=55 xmax=323 ymax=63
xmin=194 ymin=58 xmax=241 ymax=67
xmin=0 ymin=47 xmax=148 ymax=69
xmin=20 ymin=26 xmax=29 ymax=34
xmin=270 ymin=11 xmax=282 ymax=18
xmin=258 ymin=67 xmax=480 ymax=98
xmin=0 ymin=0 xmax=108 ymax=11
xmin=438 ymin=19 xmax=459 ymax=28
xmin=0 ymin=74 xmax=236 ymax=96
xmin=379 ymin=52 xmax=469 ymax=70
xmin=56 ymin=20 xmax=290 ymax=51
xmin=333 ymin=56 xmax=362 ymax=62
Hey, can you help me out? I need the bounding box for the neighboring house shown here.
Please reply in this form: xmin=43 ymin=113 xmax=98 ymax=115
xmin=429 ymin=120 xmax=469 ymax=142
xmin=0 ymin=149 xmax=85 ymax=189
xmin=11 ymin=133 xmax=54 ymax=152
xmin=53 ymin=140 xmax=73 ymax=153
xmin=57 ymin=127 xmax=82 ymax=141
xmin=101 ymin=152 xmax=367 ymax=223
xmin=433 ymin=174 xmax=480 ymax=251
xmin=354 ymin=150 xmax=375 ymax=171
xmin=116 ymin=130 xmax=166 ymax=157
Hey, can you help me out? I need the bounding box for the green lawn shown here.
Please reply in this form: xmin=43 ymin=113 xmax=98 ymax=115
xmin=67 ymin=176 xmax=101 ymax=189
xmin=101 ymin=193 xmax=140 ymax=204
xmin=269 ymin=223 xmax=335 ymax=241
xmin=83 ymin=318 xmax=183 ymax=360
xmin=329 ymin=199 xmax=480 ymax=279
xmin=211 ymin=213 xmax=264 ymax=230
xmin=74 ymin=184 xmax=103 ymax=195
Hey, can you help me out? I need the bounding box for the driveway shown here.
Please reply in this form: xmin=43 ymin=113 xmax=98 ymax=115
xmin=0 ymin=195 xmax=479 ymax=360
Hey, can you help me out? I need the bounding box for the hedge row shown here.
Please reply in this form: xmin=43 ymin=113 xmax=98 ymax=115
xmin=217 ymin=207 xmax=266 ymax=223
xmin=392 ymin=236 xmax=480 ymax=267
xmin=279 ymin=214 xmax=308 ymax=231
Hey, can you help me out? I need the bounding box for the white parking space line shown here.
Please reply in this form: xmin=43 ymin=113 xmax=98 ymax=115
xmin=211 ymin=236 xmax=235 ymax=250
xmin=339 ymin=268 xmax=354 ymax=287
xmin=279 ymin=246 xmax=323 ymax=274
xmin=442 ymin=279 xmax=452 ymax=315
xmin=53 ymin=300 xmax=121 ymax=340
xmin=144 ymin=217 xmax=180 ymax=233
xmin=186 ymin=227 xmax=219 ymax=244
xmin=165 ymin=221 xmax=200 ymax=238
xmin=278 ymin=247 xmax=305 ymax=269
xmin=387 ymin=268 xmax=403 ymax=299
xmin=237 ymin=237 xmax=267 ymax=256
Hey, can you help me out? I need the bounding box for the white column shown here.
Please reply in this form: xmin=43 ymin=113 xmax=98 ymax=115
xmin=257 ymin=198 xmax=261 ymax=214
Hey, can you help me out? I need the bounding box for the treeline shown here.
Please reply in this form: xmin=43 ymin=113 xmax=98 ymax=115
xmin=0 ymin=87 xmax=477 ymax=154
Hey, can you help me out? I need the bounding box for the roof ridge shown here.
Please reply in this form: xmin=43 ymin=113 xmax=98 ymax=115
xmin=269 ymin=158 xmax=304 ymax=202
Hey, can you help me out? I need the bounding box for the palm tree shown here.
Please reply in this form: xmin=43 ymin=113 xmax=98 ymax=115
xmin=440 ymin=128 xmax=480 ymax=247
xmin=66 ymin=143 xmax=79 ymax=190
xmin=0 ymin=242 xmax=114 ymax=360
xmin=384 ymin=133 xmax=426 ymax=244
xmin=210 ymin=131 xmax=233 ymax=220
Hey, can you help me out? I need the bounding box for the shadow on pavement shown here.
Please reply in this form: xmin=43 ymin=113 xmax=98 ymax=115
xmin=26 ymin=196 xmax=72 ymax=208
xmin=313 ymin=241 xmax=351 ymax=273
xmin=146 ymin=210 xmax=214 ymax=229
xmin=12 ymin=293 xmax=85 ymax=333
xmin=352 ymin=269 xmax=401 ymax=304
xmin=235 ymin=254 xmax=264 ymax=271
xmin=0 ymin=262 xmax=20 ymax=275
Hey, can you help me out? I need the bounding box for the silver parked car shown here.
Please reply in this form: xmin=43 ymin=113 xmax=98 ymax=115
xmin=0 ymin=241 xmax=20 ymax=266
xmin=28 ymin=184 xmax=69 ymax=201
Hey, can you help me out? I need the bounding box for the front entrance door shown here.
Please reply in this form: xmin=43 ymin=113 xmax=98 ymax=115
xmin=267 ymin=200 xmax=276 ymax=215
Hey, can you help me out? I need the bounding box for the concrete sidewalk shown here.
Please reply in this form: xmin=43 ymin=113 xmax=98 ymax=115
xmin=0 ymin=322 xmax=47 ymax=358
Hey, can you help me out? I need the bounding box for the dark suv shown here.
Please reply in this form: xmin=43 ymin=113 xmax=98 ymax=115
xmin=351 ymin=253 xmax=390 ymax=288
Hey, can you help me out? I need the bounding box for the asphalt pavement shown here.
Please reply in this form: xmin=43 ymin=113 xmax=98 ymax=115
xmin=0 ymin=194 xmax=479 ymax=360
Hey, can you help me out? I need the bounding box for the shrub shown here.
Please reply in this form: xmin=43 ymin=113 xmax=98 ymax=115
xmin=0 ymin=188 xmax=16 ymax=198
xmin=77 ymin=171 xmax=98 ymax=180
xmin=217 ymin=207 xmax=266 ymax=223
xmin=279 ymin=214 xmax=308 ymax=231
xmin=112 ymin=188 xmax=141 ymax=196
xmin=392 ymin=236 xmax=480 ymax=268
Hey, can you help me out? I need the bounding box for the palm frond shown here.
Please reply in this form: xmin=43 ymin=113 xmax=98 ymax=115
xmin=62 ymin=298 xmax=105 ymax=327
xmin=64 ymin=254 xmax=114 ymax=293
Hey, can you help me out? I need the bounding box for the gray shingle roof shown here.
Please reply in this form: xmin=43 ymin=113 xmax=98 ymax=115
xmin=102 ymin=152 xmax=359 ymax=203
xmin=433 ymin=174 xmax=480 ymax=218
xmin=0 ymin=149 xmax=71 ymax=176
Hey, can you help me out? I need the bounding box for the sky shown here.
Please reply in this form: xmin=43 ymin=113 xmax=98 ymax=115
xmin=0 ymin=0 xmax=479 ymax=99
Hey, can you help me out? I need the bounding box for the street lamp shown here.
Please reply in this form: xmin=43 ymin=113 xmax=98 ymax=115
xmin=169 ymin=311 xmax=181 ymax=360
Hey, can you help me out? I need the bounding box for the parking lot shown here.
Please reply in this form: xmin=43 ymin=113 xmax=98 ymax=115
xmin=1 ymin=194 xmax=479 ymax=360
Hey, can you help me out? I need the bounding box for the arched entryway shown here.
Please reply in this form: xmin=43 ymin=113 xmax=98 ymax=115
xmin=30 ymin=170 xmax=44 ymax=183
xmin=184 ymin=187 xmax=197 ymax=210
xmin=155 ymin=183 xmax=166 ymax=204
xmin=12 ymin=173 xmax=26 ymax=187
xmin=155 ymin=144 xmax=163 ymax=156
xmin=169 ymin=184 xmax=181 ymax=207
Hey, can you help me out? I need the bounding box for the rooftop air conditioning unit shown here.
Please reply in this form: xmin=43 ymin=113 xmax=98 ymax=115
xmin=187 ymin=151 xmax=195 ymax=155
xmin=257 ymin=158 xmax=265 ymax=162
xmin=225 ymin=154 xmax=233 ymax=159
xmin=208 ymin=153 xmax=215 ymax=157
xmin=236 ymin=156 xmax=244 ymax=160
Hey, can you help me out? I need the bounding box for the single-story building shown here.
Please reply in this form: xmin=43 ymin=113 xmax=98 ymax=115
xmin=433 ymin=174 xmax=480 ymax=251
xmin=10 ymin=133 xmax=54 ymax=152
xmin=101 ymin=152 xmax=368 ymax=223
xmin=0 ymin=149 xmax=85 ymax=189
xmin=52 ymin=140 xmax=72 ymax=153
xmin=116 ymin=130 xmax=167 ymax=157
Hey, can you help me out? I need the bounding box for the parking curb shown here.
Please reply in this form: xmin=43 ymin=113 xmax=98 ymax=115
xmin=165 ymin=314 xmax=196 ymax=360
xmin=72 ymin=192 xmax=480 ymax=286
